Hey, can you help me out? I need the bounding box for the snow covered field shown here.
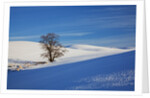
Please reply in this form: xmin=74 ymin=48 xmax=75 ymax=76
xmin=7 ymin=51 xmax=135 ymax=90
xmin=8 ymin=41 xmax=134 ymax=70
xmin=7 ymin=41 xmax=135 ymax=90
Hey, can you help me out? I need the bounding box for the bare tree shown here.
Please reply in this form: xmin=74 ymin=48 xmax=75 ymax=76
xmin=40 ymin=33 xmax=66 ymax=62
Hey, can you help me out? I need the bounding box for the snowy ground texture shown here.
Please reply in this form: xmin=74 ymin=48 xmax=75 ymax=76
xmin=8 ymin=41 xmax=134 ymax=70
xmin=7 ymin=41 xmax=135 ymax=90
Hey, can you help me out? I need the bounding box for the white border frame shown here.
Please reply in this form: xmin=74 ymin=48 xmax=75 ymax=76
xmin=0 ymin=0 xmax=144 ymax=95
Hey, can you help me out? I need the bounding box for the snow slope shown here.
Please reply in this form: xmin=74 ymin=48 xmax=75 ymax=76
xmin=7 ymin=51 xmax=135 ymax=90
xmin=8 ymin=41 xmax=46 ymax=62
xmin=8 ymin=41 xmax=134 ymax=69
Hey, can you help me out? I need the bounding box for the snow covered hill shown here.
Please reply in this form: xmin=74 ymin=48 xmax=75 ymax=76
xmin=7 ymin=51 xmax=135 ymax=90
xmin=7 ymin=41 xmax=135 ymax=90
xmin=8 ymin=41 xmax=134 ymax=70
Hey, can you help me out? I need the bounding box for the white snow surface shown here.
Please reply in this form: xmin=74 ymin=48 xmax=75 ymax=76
xmin=8 ymin=41 xmax=134 ymax=69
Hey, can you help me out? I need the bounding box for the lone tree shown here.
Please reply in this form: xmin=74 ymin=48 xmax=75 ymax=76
xmin=40 ymin=33 xmax=66 ymax=62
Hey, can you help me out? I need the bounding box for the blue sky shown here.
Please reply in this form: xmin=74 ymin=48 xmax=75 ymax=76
xmin=9 ymin=5 xmax=136 ymax=48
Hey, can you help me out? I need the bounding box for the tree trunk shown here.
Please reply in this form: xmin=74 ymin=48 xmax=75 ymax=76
xmin=48 ymin=48 xmax=54 ymax=62
xmin=49 ymin=58 xmax=54 ymax=62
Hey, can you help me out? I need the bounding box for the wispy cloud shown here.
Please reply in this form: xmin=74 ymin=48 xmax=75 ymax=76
xmin=58 ymin=32 xmax=92 ymax=37
xmin=10 ymin=35 xmax=40 ymax=40
xmin=10 ymin=32 xmax=92 ymax=41
xmin=89 ymin=6 xmax=135 ymax=13
xmin=11 ymin=14 xmax=135 ymax=37
xmin=18 ymin=14 xmax=135 ymax=35
xmin=62 ymin=33 xmax=135 ymax=48
xmin=52 ymin=15 xmax=135 ymax=30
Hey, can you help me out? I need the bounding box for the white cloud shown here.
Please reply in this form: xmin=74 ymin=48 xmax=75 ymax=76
xmin=10 ymin=32 xmax=92 ymax=40
xmin=59 ymin=32 xmax=92 ymax=37
xmin=10 ymin=35 xmax=40 ymax=40
xmin=62 ymin=33 xmax=135 ymax=48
